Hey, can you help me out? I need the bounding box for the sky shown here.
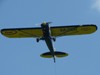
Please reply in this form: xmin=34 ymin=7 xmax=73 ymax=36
xmin=0 ymin=0 xmax=100 ymax=75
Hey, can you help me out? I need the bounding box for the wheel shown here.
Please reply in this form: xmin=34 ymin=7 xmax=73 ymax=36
xmin=36 ymin=38 xmax=39 ymax=42
xmin=53 ymin=38 xmax=56 ymax=42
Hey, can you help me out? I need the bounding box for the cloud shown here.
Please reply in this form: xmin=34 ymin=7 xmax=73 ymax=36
xmin=92 ymin=0 xmax=100 ymax=12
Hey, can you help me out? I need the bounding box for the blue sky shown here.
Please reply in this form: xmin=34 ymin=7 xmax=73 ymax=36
xmin=0 ymin=0 xmax=99 ymax=75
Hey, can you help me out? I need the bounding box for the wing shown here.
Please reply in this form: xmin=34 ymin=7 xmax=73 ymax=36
xmin=51 ymin=24 xmax=97 ymax=37
xmin=1 ymin=27 xmax=43 ymax=38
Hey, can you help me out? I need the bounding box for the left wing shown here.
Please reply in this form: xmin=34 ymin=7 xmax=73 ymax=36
xmin=51 ymin=24 xmax=97 ymax=37
xmin=1 ymin=27 xmax=43 ymax=38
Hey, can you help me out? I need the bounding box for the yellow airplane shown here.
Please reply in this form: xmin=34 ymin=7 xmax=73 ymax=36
xmin=1 ymin=22 xmax=97 ymax=63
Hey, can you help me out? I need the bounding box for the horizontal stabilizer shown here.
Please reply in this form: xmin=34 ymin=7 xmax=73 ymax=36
xmin=40 ymin=52 xmax=53 ymax=58
xmin=40 ymin=51 xmax=68 ymax=58
xmin=55 ymin=51 xmax=69 ymax=58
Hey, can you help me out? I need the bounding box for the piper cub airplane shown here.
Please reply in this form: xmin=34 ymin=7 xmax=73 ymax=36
xmin=1 ymin=22 xmax=97 ymax=63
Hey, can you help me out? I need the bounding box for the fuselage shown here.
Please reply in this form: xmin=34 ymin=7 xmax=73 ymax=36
xmin=41 ymin=22 xmax=55 ymax=62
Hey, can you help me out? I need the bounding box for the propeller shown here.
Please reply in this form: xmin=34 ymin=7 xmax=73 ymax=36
xmin=35 ymin=23 xmax=41 ymax=26
xmin=46 ymin=22 xmax=52 ymax=24
xmin=35 ymin=22 xmax=52 ymax=26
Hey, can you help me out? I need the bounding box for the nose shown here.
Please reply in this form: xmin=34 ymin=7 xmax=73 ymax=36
xmin=41 ymin=22 xmax=47 ymax=27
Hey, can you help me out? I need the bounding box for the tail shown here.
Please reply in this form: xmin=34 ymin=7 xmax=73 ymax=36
xmin=40 ymin=51 xmax=68 ymax=62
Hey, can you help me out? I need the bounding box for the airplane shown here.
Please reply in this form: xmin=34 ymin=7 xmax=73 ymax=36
xmin=1 ymin=22 xmax=97 ymax=63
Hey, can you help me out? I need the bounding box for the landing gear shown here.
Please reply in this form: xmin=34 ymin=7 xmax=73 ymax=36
xmin=52 ymin=38 xmax=56 ymax=42
xmin=36 ymin=38 xmax=40 ymax=42
xmin=36 ymin=37 xmax=45 ymax=42
xmin=36 ymin=37 xmax=56 ymax=42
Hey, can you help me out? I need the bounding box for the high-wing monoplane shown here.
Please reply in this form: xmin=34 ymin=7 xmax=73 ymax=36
xmin=1 ymin=22 xmax=97 ymax=62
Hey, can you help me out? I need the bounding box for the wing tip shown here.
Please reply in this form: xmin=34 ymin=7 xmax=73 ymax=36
xmin=94 ymin=24 xmax=98 ymax=31
xmin=90 ymin=24 xmax=98 ymax=32
xmin=1 ymin=29 xmax=5 ymax=35
xmin=82 ymin=24 xmax=98 ymax=33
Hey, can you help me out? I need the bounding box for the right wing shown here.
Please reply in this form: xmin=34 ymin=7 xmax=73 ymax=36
xmin=1 ymin=27 xmax=43 ymax=38
xmin=51 ymin=24 xmax=97 ymax=37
